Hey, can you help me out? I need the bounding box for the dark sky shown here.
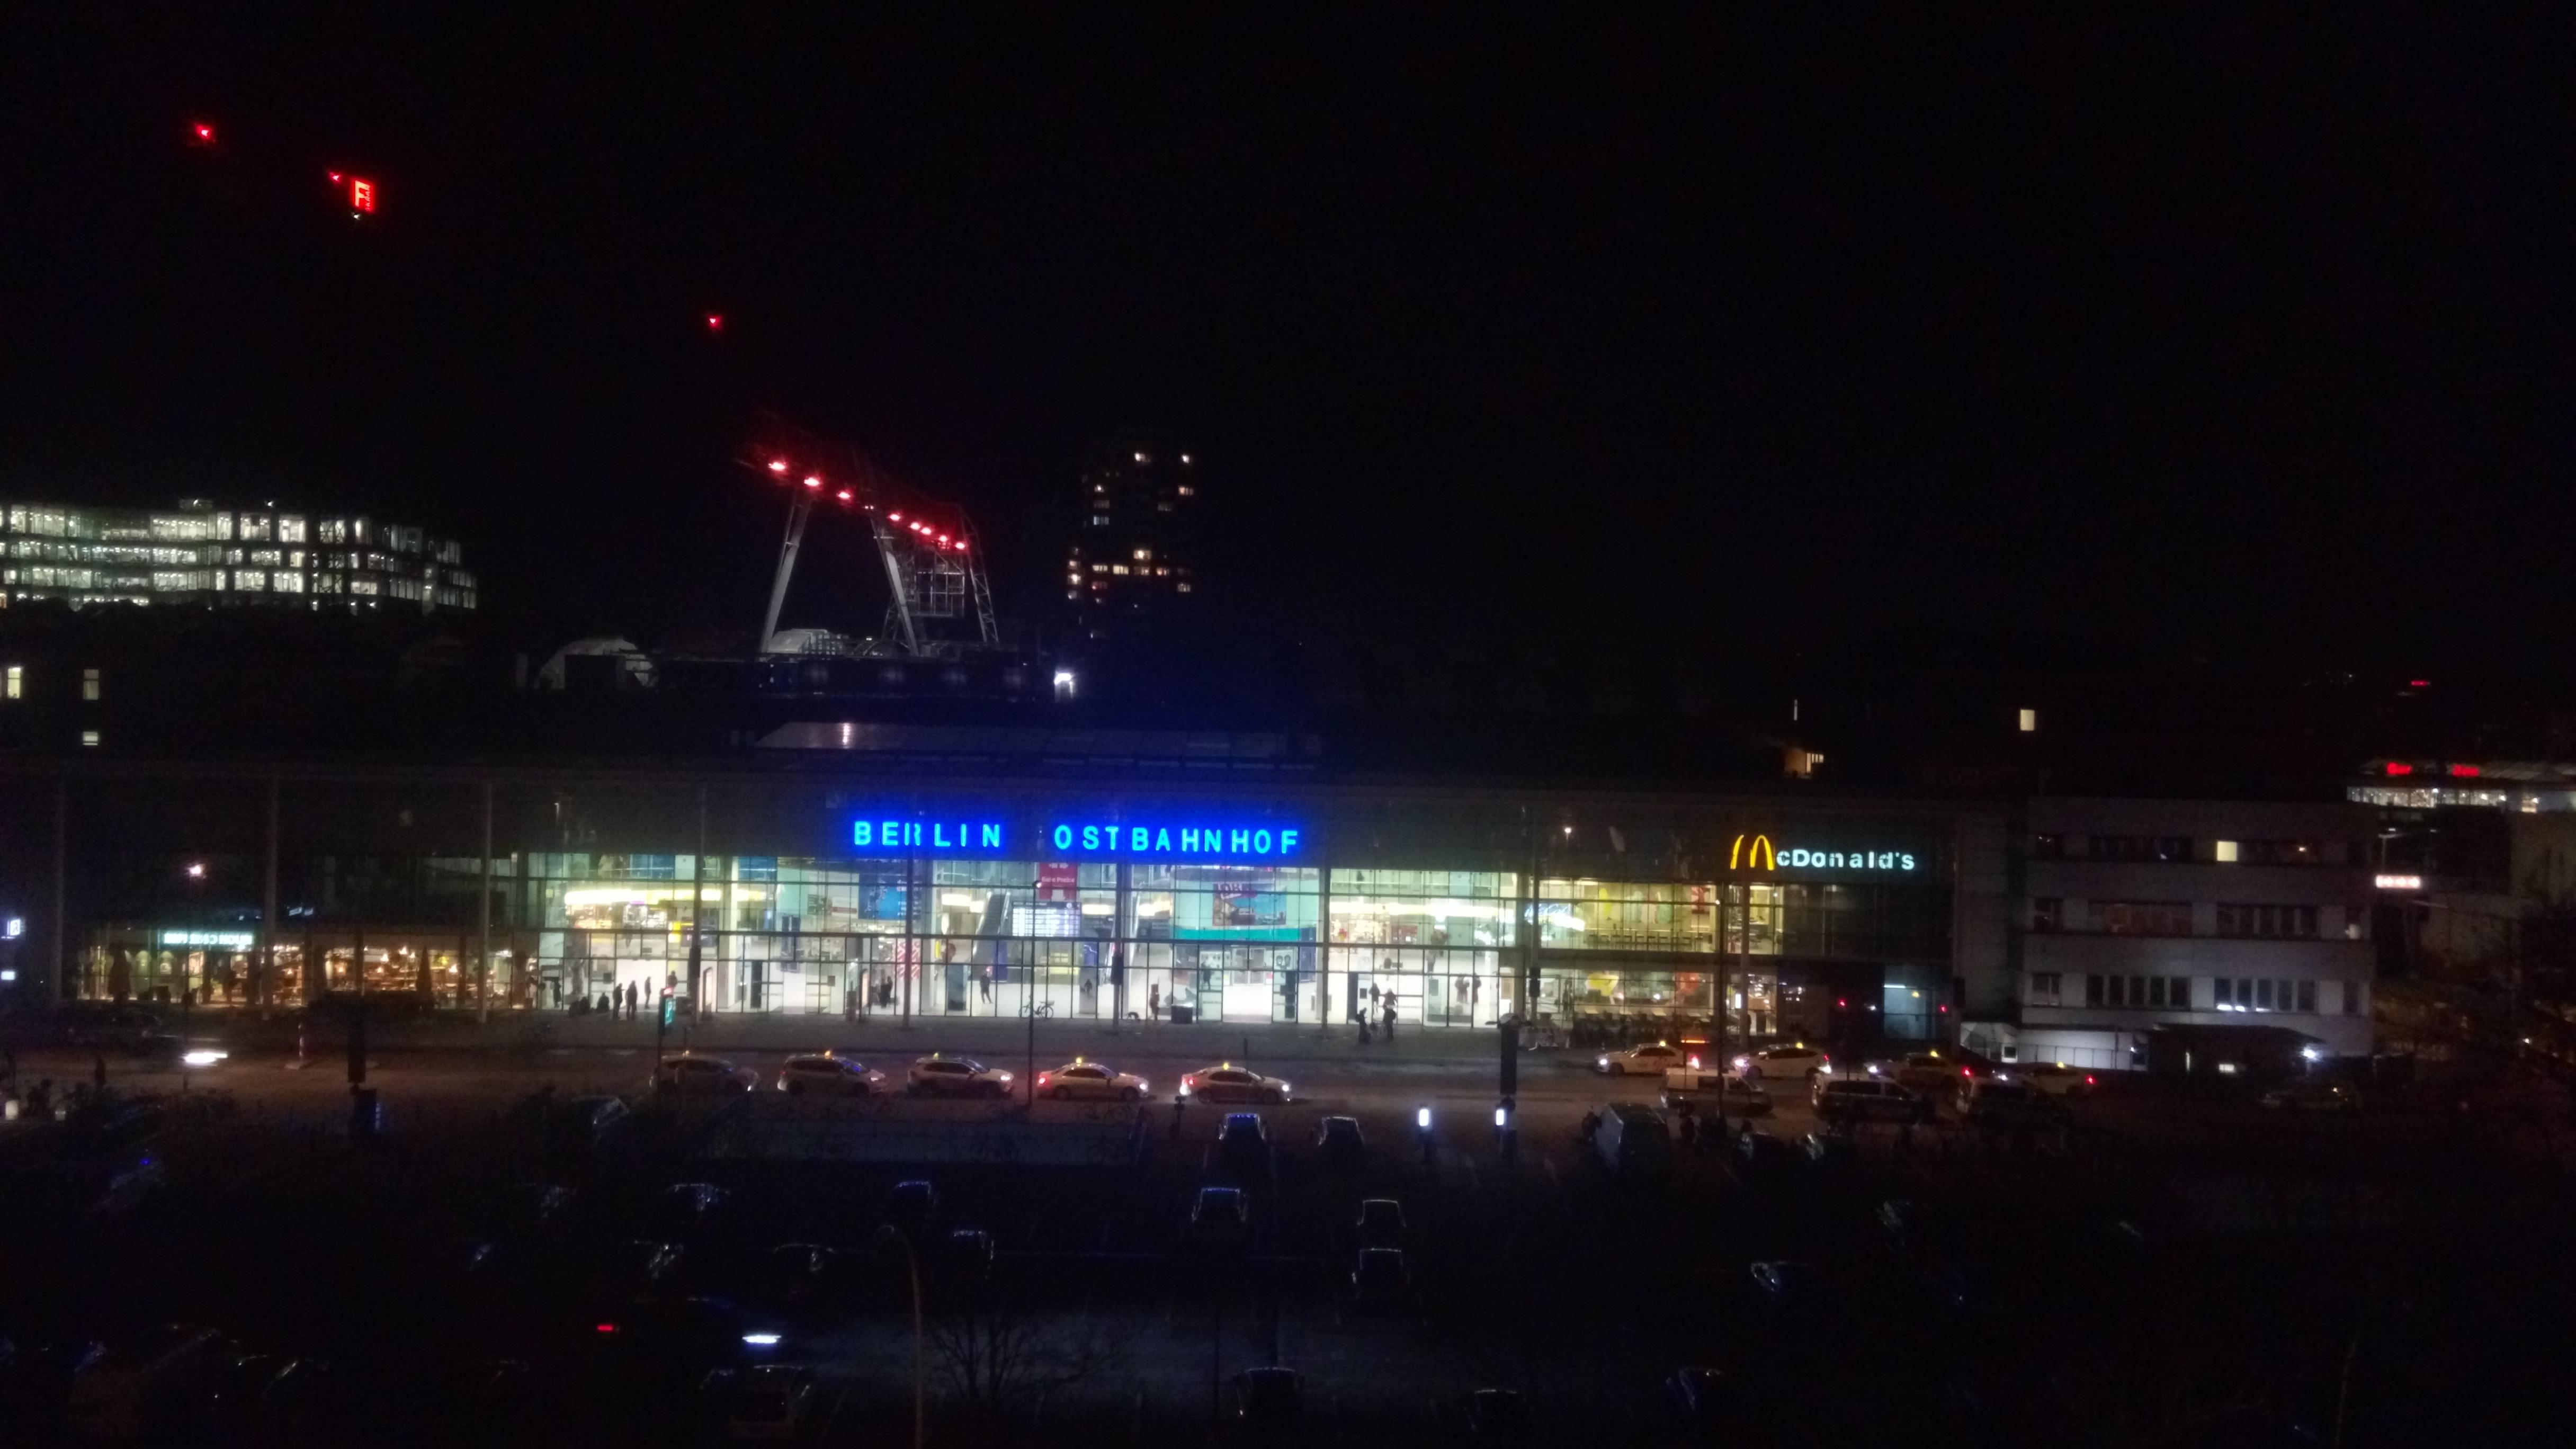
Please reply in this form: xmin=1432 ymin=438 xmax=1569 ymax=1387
xmin=5 ymin=8 xmax=2572 ymax=672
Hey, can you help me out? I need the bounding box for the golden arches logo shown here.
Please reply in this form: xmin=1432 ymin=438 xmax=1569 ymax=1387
xmin=1729 ymin=833 xmax=1775 ymax=872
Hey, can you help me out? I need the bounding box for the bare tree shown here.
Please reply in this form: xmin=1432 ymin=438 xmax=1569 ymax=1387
xmin=929 ymin=1280 xmax=1134 ymax=1441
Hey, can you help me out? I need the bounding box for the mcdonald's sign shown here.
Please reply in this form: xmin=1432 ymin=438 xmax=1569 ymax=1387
xmin=1730 ymin=833 xmax=1918 ymax=873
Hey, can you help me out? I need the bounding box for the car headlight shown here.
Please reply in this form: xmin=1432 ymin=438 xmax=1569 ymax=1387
xmin=1278 ymin=1082 xmax=1291 ymax=1095
xmin=997 ymin=1072 xmax=1012 ymax=1082
xmin=1597 ymin=1056 xmax=1611 ymax=1068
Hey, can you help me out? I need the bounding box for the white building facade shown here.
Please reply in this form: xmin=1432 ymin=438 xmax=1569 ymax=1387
xmin=1967 ymin=797 xmax=2377 ymax=1070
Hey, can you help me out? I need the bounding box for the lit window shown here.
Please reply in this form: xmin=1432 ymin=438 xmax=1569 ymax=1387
xmin=1177 ymin=485 xmax=1195 ymax=497
xmin=1176 ymin=582 xmax=1192 ymax=593
xmin=80 ymin=729 xmax=100 ymax=748
xmin=80 ymin=667 xmax=100 ymax=701
xmin=2213 ymin=839 xmax=2239 ymax=862
xmin=2016 ymin=708 xmax=2037 ymax=732
xmin=3 ymin=665 xmax=18 ymax=700
xmin=1112 ymin=565 xmax=1130 ymax=575
xmin=1133 ymin=549 xmax=1149 ymax=560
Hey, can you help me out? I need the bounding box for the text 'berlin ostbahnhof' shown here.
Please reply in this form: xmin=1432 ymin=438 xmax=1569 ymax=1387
xmin=41 ymin=763 xmax=1971 ymax=1045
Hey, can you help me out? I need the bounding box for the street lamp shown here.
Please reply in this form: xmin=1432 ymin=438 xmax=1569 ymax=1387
xmin=874 ymin=1224 xmax=926 ymax=1449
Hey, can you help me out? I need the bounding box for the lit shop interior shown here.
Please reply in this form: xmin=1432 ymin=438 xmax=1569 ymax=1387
xmin=68 ymin=848 xmax=1947 ymax=1042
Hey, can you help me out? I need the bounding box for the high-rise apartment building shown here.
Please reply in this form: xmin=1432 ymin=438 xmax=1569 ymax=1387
xmin=1 ymin=499 xmax=476 ymax=613
xmin=1063 ymin=433 xmax=1196 ymax=636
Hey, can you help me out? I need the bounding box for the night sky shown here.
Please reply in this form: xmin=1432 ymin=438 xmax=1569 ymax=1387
xmin=5 ymin=9 xmax=2571 ymax=674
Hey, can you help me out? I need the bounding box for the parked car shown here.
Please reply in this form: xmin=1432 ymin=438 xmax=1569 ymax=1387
xmin=1353 ymin=1197 xmax=1407 ymax=1248
xmin=1731 ymin=1043 xmax=1831 ymax=1081
xmin=1813 ymin=1078 xmax=1922 ymax=1125
xmin=715 ymin=1365 xmax=816 ymax=1442
xmin=2010 ymin=1061 xmax=2098 ymax=1096
xmin=651 ymin=1055 xmax=759 ymax=1095
xmin=1748 ymin=1260 xmax=1834 ymax=1322
xmin=1956 ymin=1076 xmax=2065 ymax=1128
xmin=884 ymin=1179 xmax=940 ymax=1233
xmin=1034 ymin=1058 xmax=1148 ymax=1101
xmin=203 ymin=1353 xmax=334 ymax=1445
xmin=1595 ymin=1042 xmax=1686 ymax=1076
xmin=63 ymin=1323 xmax=235 ymax=1442
xmin=1661 ymin=1365 xmax=1755 ymax=1439
xmin=543 ymin=1096 xmax=633 ymax=1161
xmin=1348 ymin=1247 xmax=1412 ymax=1314
xmin=1187 ymin=1186 xmax=1250 ymax=1249
xmin=1731 ymin=1129 xmax=1802 ymax=1179
xmin=1180 ymin=1063 xmax=1291 ymax=1103
xmin=774 ymin=1053 xmax=886 ymax=1096
xmin=1879 ymin=1051 xmax=1967 ymax=1092
xmin=1211 ymin=1113 xmax=1272 ymax=1180
xmin=2261 ymin=1081 xmax=2359 ymax=1113
xmin=1591 ymin=1103 xmax=1673 ymax=1179
xmin=1230 ymin=1366 xmax=1305 ymax=1433
xmin=1661 ymin=1068 xmax=1772 ymax=1116
xmin=942 ymin=1229 xmax=996 ymax=1287
xmin=905 ymin=1056 xmax=1013 ymax=1098
xmin=1456 ymin=1387 xmax=1540 ymax=1442
xmin=1314 ymin=1115 xmax=1367 ymax=1167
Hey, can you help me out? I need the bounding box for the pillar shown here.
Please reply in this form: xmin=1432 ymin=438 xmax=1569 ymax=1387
xmin=477 ymin=779 xmax=494 ymax=1022
xmin=261 ymin=778 xmax=281 ymax=1009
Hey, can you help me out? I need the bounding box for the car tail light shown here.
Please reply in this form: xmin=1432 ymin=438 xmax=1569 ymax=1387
xmin=595 ymin=1322 xmax=618 ymax=1335
xmin=1686 ymin=1054 xmax=1701 ymax=1069
xmin=2085 ymin=1075 xmax=2096 ymax=1086
xmin=1037 ymin=1074 xmax=1050 ymax=1087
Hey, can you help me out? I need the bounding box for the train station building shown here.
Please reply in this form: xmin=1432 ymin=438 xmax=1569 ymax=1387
xmin=2 ymin=734 xmax=2004 ymax=1058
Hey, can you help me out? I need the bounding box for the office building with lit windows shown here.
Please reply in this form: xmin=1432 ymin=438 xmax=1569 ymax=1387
xmin=1965 ymin=797 xmax=2378 ymax=1071
xmin=1063 ymin=433 xmax=1197 ymax=633
xmin=2 ymin=499 xmax=476 ymax=613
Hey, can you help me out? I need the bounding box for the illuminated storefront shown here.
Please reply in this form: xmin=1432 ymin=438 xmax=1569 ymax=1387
xmin=35 ymin=768 xmax=1974 ymax=1042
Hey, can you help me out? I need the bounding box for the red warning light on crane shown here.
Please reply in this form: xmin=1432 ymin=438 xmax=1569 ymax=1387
xmin=705 ymin=313 xmax=724 ymax=333
xmin=189 ymin=121 xmax=218 ymax=147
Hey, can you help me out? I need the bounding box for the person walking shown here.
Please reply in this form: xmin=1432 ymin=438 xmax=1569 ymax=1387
xmin=1148 ymin=983 xmax=1162 ymax=1021
xmin=1381 ymin=999 xmax=1397 ymax=1043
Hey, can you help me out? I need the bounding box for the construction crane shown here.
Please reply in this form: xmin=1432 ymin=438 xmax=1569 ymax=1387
xmin=741 ymin=413 xmax=1000 ymax=658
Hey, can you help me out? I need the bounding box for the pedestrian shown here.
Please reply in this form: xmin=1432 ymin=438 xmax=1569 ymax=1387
xmin=1169 ymin=1095 xmax=1187 ymax=1141
xmin=93 ymin=1054 xmax=107 ymax=1091
xmin=1358 ymin=1014 xmax=1372 ymax=1045
xmin=1382 ymin=1000 xmax=1397 ymax=1042
xmin=1677 ymin=1111 xmax=1699 ymax=1150
xmin=1148 ymin=984 xmax=1162 ymax=1021
xmin=28 ymin=1078 xmax=50 ymax=1116
xmin=1579 ymin=1108 xmax=1601 ymax=1144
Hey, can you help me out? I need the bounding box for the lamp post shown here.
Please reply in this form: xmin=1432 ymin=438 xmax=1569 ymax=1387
xmin=174 ymin=861 xmax=210 ymax=1096
xmin=875 ymin=1224 xmax=926 ymax=1449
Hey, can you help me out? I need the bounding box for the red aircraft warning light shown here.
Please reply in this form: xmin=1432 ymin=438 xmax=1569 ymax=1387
xmin=189 ymin=121 xmax=217 ymax=147
xmin=705 ymin=313 xmax=724 ymax=333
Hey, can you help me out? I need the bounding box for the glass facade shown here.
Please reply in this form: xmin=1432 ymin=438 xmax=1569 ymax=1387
xmin=49 ymin=781 xmax=1957 ymax=1042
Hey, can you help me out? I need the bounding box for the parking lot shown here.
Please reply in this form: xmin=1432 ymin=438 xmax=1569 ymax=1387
xmin=4 ymin=1028 xmax=2573 ymax=1445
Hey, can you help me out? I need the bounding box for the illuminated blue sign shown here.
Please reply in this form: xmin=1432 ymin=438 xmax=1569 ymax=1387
xmin=848 ymin=810 xmax=1305 ymax=861
xmin=1049 ymin=822 xmax=1300 ymax=858
xmin=853 ymin=818 xmax=1006 ymax=852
